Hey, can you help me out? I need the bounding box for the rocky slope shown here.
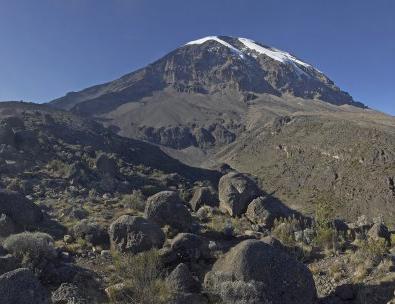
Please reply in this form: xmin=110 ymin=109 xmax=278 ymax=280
xmin=49 ymin=36 xmax=395 ymax=226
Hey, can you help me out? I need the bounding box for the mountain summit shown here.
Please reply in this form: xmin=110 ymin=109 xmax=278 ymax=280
xmin=51 ymin=35 xmax=364 ymax=116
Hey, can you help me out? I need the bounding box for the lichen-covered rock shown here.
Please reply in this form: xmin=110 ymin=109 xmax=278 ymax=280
xmin=0 ymin=268 xmax=50 ymax=304
xmin=245 ymin=196 xmax=293 ymax=228
xmin=218 ymin=172 xmax=261 ymax=216
xmin=189 ymin=187 xmax=218 ymax=211
xmin=109 ymin=215 xmax=165 ymax=253
xmin=144 ymin=191 xmax=192 ymax=231
xmin=170 ymin=233 xmax=210 ymax=262
xmin=204 ymin=239 xmax=316 ymax=304
xmin=0 ymin=189 xmax=43 ymax=228
xmin=166 ymin=263 xmax=200 ymax=293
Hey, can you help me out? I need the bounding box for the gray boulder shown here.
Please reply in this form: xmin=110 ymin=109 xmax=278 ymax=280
xmin=166 ymin=263 xmax=200 ymax=293
xmin=95 ymin=154 xmax=119 ymax=177
xmin=367 ymin=223 xmax=391 ymax=244
xmin=0 ymin=189 xmax=43 ymax=228
xmin=109 ymin=215 xmax=165 ymax=253
xmin=218 ymin=172 xmax=261 ymax=216
xmin=0 ymin=268 xmax=50 ymax=304
xmin=0 ymin=125 xmax=15 ymax=146
xmin=204 ymin=239 xmax=316 ymax=304
xmin=72 ymin=219 xmax=109 ymax=246
xmin=245 ymin=196 xmax=293 ymax=228
xmin=0 ymin=254 xmax=19 ymax=275
xmin=189 ymin=187 xmax=218 ymax=211
xmin=52 ymin=283 xmax=88 ymax=304
xmin=144 ymin=191 xmax=192 ymax=231
xmin=170 ymin=233 xmax=210 ymax=262
xmin=0 ymin=213 xmax=16 ymax=237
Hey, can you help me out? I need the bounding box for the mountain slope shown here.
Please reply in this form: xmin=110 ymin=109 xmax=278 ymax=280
xmin=48 ymin=36 xmax=395 ymax=226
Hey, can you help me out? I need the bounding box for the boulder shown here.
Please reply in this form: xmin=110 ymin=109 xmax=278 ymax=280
xmin=367 ymin=223 xmax=391 ymax=244
xmin=95 ymin=154 xmax=119 ymax=177
xmin=204 ymin=239 xmax=317 ymax=304
xmin=0 ymin=189 xmax=43 ymax=228
xmin=0 ymin=254 xmax=19 ymax=275
xmin=0 ymin=213 xmax=16 ymax=237
xmin=166 ymin=263 xmax=200 ymax=293
xmin=109 ymin=215 xmax=165 ymax=253
xmin=0 ymin=125 xmax=15 ymax=146
xmin=189 ymin=187 xmax=218 ymax=211
xmin=52 ymin=283 xmax=88 ymax=304
xmin=170 ymin=233 xmax=210 ymax=262
xmin=170 ymin=293 xmax=208 ymax=304
xmin=72 ymin=219 xmax=109 ymax=246
xmin=218 ymin=172 xmax=261 ymax=216
xmin=144 ymin=191 xmax=192 ymax=231
xmin=0 ymin=268 xmax=50 ymax=304
xmin=245 ymin=196 xmax=293 ymax=228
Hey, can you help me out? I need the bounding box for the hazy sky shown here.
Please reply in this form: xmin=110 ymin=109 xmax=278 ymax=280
xmin=0 ymin=0 xmax=394 ymax=115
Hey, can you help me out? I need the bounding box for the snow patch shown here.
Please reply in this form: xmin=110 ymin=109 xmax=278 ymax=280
xmin=186 ymin=36 xmax=244 ymax=58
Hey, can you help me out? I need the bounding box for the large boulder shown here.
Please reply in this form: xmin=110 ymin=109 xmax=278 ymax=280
xmin=72 ymin=220 xmax=109 ymax=246
xmin=218 ymin=172 xmax=261 ymax=216
xmin=0 ymin=254 xmax=19 ymax=275
xmin=144 ymin=191 xmax=192 ymax=231
xmin=52 ymin=283 xmax=88 ymax=304
xmin=109 ymin=215 xmax=165 ymax=253
xmin=0 ymin=213 xmax=16 ymax=237
xmin=170 ymin=233 xmax=210 ymax=262
xmin=367 ymin=223 xmax=391 ymax=244
xmin=245 ymin=196 xmax=293 ymax=229
xmin=189 ymin=187 xmax=218 ymax=211
xmin=0 ymin=189 xmax=43 ymax=228
xmin=0 ymin=268 xmax=50 ymax=304
xmin=0 ymin=125 xmax=15 ymax=146
xmin=204 ymin=239 xmax=316 ymax=304
xmin=95 ymin=154 xmax=119 ymax=177
xmin=166 ymin=263 xmax=200 ymax=293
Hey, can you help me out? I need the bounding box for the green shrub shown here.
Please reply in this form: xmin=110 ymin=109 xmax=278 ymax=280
xmin=47 ymin=159 xmax=72 ymax=177
xmin=121 ymin=190 xmax=146 ymax=212
xmin=3 ymin=232 xmax=56 ymax=271
xmin=271 ymin=217 xmax=300 ymax=247
xmin=109 ymin=249 xmax=172 ymax=304
xmin=313 ymin=198 xmax=338 ymax=251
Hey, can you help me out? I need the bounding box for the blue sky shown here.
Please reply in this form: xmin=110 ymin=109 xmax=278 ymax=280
xmin=0 ymin=0 xmax=394 ymax=115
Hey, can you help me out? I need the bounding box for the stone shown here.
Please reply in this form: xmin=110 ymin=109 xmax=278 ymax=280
xmin=0 ymin=189 xmax=43 ymax=227
xmin=170 ymin=233 xmax=210 ymax=262
xmin=245 ymin=196 xmax=293 ymax=228
xmin=95 ymin=154 xmax=119 ymax=177
xmin=204 ymin=239 xmax=317 ymax=304
xmin=72 ymin=219 xmax=109 ymax=246
xmin=52 ymin=283 xmax=88 ymax=304
xmin=144 ymin=191 xmax=192 ymax=231
xmin=108 ymin=215 xmax=165 ymax=253
xmin=166 ymin=263 xmax=200 ymax=293
xmin=189 ymin=187 xmax=218 ymax=211
xmin=218 ymin=172 xmax=261 ymax=216
xmin=0 ymin=213 xmax=16 ymax=237
xmin=0 ymin=268 xmax=50 ymax=304
xmin=0 ymin=254 xmax=19 ymax=275
xmin=367 ymin=223 xmax=391 ymax=244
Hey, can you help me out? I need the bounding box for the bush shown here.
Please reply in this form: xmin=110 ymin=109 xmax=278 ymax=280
xmin=313 ymin=198 xmax=338 ymax=251
xmin=121 ymin=190 xmax=145 ymax=212
xmin=3 ymin=232 xmax=56 ymax=271
xmin=271 ymin=217 xmax=300 ymax=247
xmin=109 ymin=249 xmax=172 ymax=304
xmin=46 ymin=159 xmax=72 ymax=177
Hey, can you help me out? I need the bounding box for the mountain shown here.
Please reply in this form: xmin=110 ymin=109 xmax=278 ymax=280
xmin=49 ymin=36 xmax=395 ymax=226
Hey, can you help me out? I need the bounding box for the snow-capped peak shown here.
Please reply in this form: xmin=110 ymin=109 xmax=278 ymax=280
xmin=238 ymin=38 xmax=311 ymax=68
xmin=186 ymin=36 xmax=244 ymax=58
xmin=184 ymin=36 xmax=319 ymax=75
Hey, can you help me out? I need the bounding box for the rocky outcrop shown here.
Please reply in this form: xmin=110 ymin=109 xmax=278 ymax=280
xmin=144 ymin=191 xmax=192 ymax=231
xmin=0 ymin=268 xmax=50 ymax=304
xmin=72 ymin=220 xmax=109 ymax=246
xmin=245 ymin=196 xmax=294 ymax=228
xmin=189 ymin=187 xmax=218 ymax=211
xmin=218 ymin=172 xmax=261 ymax=216
xmin=0 ymin=189 xmax=43 ymax=228
xmin=109 ymin=215 xmax=165 ymax=253
xmin=170 ymin=233 xmax=210 ymax=262
xmin=204 ymin=239 xmax=317 ymax=304
xmin=166 ymin=263 xmax=200 ymax=293
xmin=95 ymin=154 xmax=119 ymax=177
